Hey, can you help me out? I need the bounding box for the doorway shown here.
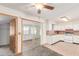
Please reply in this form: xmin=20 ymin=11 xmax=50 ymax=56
xmin=0 ymin=14 xmax=15 ymax=56
xmin=0 ymin=13 xmax=22 ymax=56
xmin=22 ymin=19 xmax=41 ymax=53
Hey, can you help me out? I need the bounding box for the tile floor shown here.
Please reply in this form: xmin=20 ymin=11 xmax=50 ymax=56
xmin=22 ymin=39 xmax=62 ymax=56
xmin=22 ymin=46 xmax=62 ymax=56
xmin=0 ymin=46 xmax=14 ymax=56
xmin=0 ymin=39 xmax=62 ymax=56
xmin=23 ymin=39 xmax=40 ymax=51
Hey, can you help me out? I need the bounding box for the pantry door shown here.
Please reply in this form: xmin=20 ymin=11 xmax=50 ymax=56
xmin=10 ymin=17 xmax=22 ymax=55
xmin=10 ymin=18 xmax=16 ymax=53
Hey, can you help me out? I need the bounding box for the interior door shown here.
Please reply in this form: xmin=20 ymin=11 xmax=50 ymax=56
xmin=10 ymin=18 xmax=16 ymax=53
xmin=10 ymin=17 xmax=22 ymax=55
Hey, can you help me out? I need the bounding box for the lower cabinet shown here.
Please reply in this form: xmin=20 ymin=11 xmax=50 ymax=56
xmin=47 ymin=35 xmax=61 ymax=44
xmin=47 ymin=35 xmax=79 ymax=44
xmin=73 ymin=35 xmax=79 ymax=43
xmin=64 ymin=36 xmax=73 ymax=43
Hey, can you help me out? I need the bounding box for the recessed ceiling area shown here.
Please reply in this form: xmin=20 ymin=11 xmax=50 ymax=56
xmin=0 ymin=3 xmax=79 ymax=23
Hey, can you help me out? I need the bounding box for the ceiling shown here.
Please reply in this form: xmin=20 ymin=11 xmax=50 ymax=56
xmin=0 ymin=3 xmax=79 ymax=23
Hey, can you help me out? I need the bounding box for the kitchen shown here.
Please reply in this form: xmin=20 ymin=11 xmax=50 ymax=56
xmin=45 ymin=20 xmax=79 ymax=55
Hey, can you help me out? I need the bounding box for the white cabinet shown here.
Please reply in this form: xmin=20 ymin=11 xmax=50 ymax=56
xmin=47 ymin=35 xmax=79 ymax=44
xmin=64 ymin=35 xmax=73 ymax=43
xmin=47 ymin=36 xmax=53 ymax=44
xmin=52 ymin=36 xmax=60 ymax=43
xmin=74 ymin=24 xmax=79 ymax=30
xmin=73 ymin=35 xmax=79 ymax=43
xmin=54 ymin=25 xmax=64 ymax=30
xmin=47 ymin=35 xmax=61 ymax=44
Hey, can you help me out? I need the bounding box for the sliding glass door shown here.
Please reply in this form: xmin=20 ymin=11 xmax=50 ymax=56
xmin=23 ymin=25 xmax=40 ymax=40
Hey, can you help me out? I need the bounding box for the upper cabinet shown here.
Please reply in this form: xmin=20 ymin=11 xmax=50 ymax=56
xmin=54 ymin=22 xmax=79 ymax=31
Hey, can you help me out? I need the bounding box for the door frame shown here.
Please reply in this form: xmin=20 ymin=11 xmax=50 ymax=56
xmin=21 ymin=18 xmax=41 ymax=51
xmin=0 ymin=13 xmax=23 ymax=55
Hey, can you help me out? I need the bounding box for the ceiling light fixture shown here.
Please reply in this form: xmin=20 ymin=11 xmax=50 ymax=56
xmin=34 ymin=3 xmax=44 ymax=10
xmin=34 ymin=3 xmax=44 ymax=14
xmin=60 ymin=16 xmax=69 ymax=21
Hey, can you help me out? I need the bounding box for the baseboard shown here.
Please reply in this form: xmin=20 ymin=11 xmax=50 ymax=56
xmin=0 ymin=44 xmax=9 ymax=47
xmin=15 ymin=52 xmax=22 ymax=56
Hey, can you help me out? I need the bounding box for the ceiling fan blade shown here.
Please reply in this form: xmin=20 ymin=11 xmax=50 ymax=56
xmin=43 ymin=5 xmax=54 ymax=10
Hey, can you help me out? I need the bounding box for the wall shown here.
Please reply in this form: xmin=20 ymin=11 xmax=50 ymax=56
xmin=40 ymin=22 xmax=47 ymax=44
xmin=16 ymin=18 xmax=22 ymax=54
xmin=46 ymin=20 xmax=55 ymax=31
xmin=0 ymin=23 xmax=10 ymax=45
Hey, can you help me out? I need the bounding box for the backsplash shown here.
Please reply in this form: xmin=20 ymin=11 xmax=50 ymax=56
xmin=46 ymin=29 xmax=79 ymax=36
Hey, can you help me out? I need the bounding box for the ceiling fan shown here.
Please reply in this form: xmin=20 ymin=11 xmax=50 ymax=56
xmin=29 ymin=3 xmax=55 ymax=14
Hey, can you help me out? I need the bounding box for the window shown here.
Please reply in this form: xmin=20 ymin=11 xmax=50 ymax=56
xmin=30 ymin=26 xmax=37 ymax=34
xmin=23 ymin=26 xmax=37 ymax=35
xmin=23 ymin=26 xmax=29 ymax=34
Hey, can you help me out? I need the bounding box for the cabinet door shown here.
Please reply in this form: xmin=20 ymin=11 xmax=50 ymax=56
xmin=64 ymin=36 xmax=73 ymax=43
xmin=73 ymin=36 xmax=79 ymax=43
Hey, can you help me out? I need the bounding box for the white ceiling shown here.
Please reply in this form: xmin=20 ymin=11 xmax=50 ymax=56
xmin=0 ymin=3 xmax=79 ymax=23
